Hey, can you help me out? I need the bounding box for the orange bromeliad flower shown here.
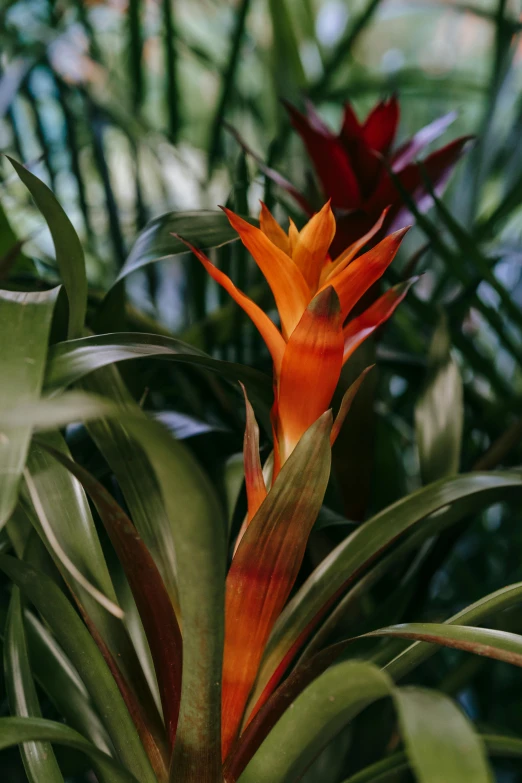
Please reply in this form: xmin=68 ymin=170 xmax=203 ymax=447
xmin=178 ymin=203 xmax=413 ymax=760
xmin=181 ymin=201 xmax=411 ymax=475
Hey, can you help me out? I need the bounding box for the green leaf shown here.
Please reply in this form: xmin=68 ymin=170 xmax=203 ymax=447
xmin=7 ymin=158 xmax=87 ymax=338
xmin=297 ymin=499 xmax=468 ymax=665
xmin=367 ymin=622 xmax=522 ymax=668
xmin=415 ymin=314 xmax=463 ymax=483
xmin=342 ymin=734 xmax=522 ymax=783
xmin=162 ymin=0 xmax=179 ymax=141
xmin=0 ymin=555 xmax=157 ymax=783
xmin=24 ymin=432 xmax=165 ymax=760
xmin=250 ymin=472 xmax=522 ymax=711
xmin=238 ymin=663 xmax=493 ymax=783
xmin=0 ymin=287 xmax=59 ymax=528
xmin=23 ymin=610 xmax=113 ymax=755
xmin=115 ymin=210 xmax=258 ymax=283
xmin=121 ymin=418 xmax=226 ymax=783
xmin=82 ymin=364 xmax=181 ymax=616
xmin=385 ymin=580 xmax=522 ymax=680
xmin=393 ymin=687 xmax=493 ymax=783
xmin=0 ymin=717 xmax=140 ymax=783
xmin=310 ymin=0 xmax=383 ymax=96
xmin=224 ymin=453 xmax=245 ymax=531
xmin=238 ymin=661 xmax=392 ymax=783
xmin=4 ymin=588 xmax=65 ymax=783
xmin=23 ymin=466 xmax=122 ymax=619
xmin=44 ymin=331 xmax=273 ymax=415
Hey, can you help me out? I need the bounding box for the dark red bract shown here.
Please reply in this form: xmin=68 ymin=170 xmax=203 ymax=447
xmin=284 ymin=97 xmax=472 ymax=255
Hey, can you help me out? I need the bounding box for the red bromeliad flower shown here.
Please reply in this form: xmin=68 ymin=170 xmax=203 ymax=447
xmin=262 ymin=97 xmax=471 ymax=256
xmin=178 ymin=201 xmax=414 ymax=761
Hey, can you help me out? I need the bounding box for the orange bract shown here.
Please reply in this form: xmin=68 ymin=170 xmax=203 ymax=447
xmin=177 ymin=201 xmax=408 ymax=474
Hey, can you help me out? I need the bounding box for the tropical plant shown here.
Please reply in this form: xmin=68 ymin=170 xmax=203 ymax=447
xmin=3 ymin=1 xmax=522 ymax=782
xmin=0 ymin=153 xmax=522 ymax=783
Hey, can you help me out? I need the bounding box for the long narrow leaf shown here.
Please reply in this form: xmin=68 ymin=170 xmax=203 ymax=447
xmin=237 ymin=661 xmax=392 ymax=783
xmin=222 ymin=412 xmax=332 ymax=757
xmin=343 ymin=733 xmax=522 ymax=783
xmin=24 ymin=432 xmax=165 ymax=759
xmin=23 ymin=610 xmax=113 ymax=754
xmin=0 ymin=287 xmax=59 ymax=528
xmin=45 ymin=332 xmax=273 ymax=416
xmin=386 ymin=580 xmax=522 ymax=680
xmin=367 ymin=623 xmax=522 ymax=667
xmin=115 ymin=210 xmax=257 ymax=282
xmin=7 ymin=158 xmax=86 ymax=338
xmin=5 ymin=589 xmax=64 ymax=783
xmin=0 ymin=717 xmax=139 ymax=783
xmin=41 ymin=442 xmax=183 ymax=750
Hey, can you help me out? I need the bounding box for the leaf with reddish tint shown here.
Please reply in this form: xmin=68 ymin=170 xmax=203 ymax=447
xmin=0 ymin=554 xmax=158 ymax=783
xmin=364 ymin=623 xmax=522 ymax=668
xmin=241 ymin=384 xmax=267 ymax=524
xmin=224 ymin=642 xmax=348 ymax=781
xmin=221 ymin=412 xmax=332 ymax=759
xmin=331 ymin=365 xmax=375 ymax=445
xmin=343 ymin=279 xmax=416 ymax=363
xmin=326 ymin=228 xmax=409 ymax=320
xmin=40 ymin=443 xmax=182 ymax=751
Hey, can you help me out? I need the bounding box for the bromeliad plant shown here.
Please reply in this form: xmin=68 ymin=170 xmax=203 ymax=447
xmin=2 ymin=160 xmax=522 ymax=783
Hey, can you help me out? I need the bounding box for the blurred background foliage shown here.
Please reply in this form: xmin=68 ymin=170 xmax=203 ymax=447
xmin=3 ymin=0 xmax=522 ymax=780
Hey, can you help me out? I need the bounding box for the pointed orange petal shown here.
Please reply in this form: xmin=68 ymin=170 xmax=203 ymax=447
xmin=222 ymin=208 xmax=311 ymax=339
xmin=241 ymin=383 xmax=267 ymax=522
xmin=343 ymin=279 xmax=415 ymax=363
xmin=175 ymin=234 xmax=285 ymax=373
xmin=322 ymin=206 xmax=390 ymax=285
xmin=288 ymin=218 xmax=300 ymax=258
xmin=277 ymin=286 xmax=344 ymax=463
xmin=233 ymin=385 xmax=268 ymax=555
xmin=326 ymin=227 xmax=409 ymax=321
xmin=259 ymin=202 xmax=290 ymax=255
xmin=292 ymin=201 xmax=336 ymax=290
xmin=330 ymin=366 xmax=374 ymax=445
